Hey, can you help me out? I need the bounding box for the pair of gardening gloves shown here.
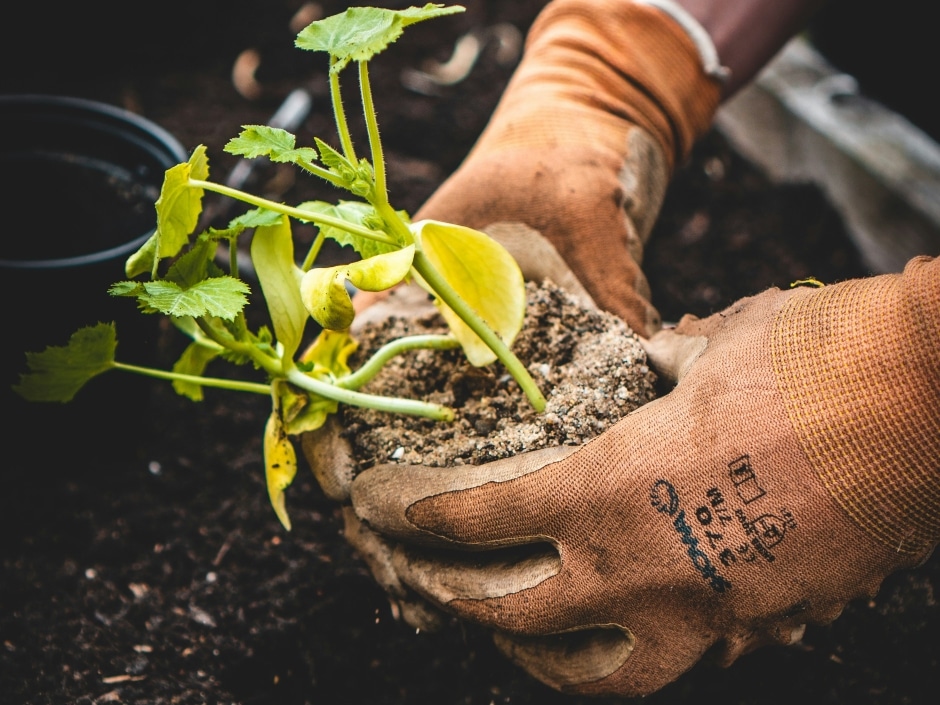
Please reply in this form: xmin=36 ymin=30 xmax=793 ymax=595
xmin=306 ymin=0 xmax=940 ymax=697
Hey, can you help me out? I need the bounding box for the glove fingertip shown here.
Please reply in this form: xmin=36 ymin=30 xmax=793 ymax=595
xmin=493 ymin=626 xmax=634 ymax=694
xmin=302 ymin=416 xmax=356 ymax=502
xmin=640 ymin=330 xmax=707 ymax=384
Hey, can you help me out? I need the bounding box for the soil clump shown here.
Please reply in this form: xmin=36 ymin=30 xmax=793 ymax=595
xmin=341 ymin=281 xmax=657 ymax=471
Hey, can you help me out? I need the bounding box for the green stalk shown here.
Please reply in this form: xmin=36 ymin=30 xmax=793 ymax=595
xmin=112 ymin=362 xmax=272 ymax=395
xmin=301 ymin=230 xmax=327 ymax=272
xmin=187 ymin=319 xmax=454 ymax=422
xmin=286 ymin=367 xmax=453 ymax=421
xmin=338 ymin=334 xmax=459 ymax=391
xmin=411 ymin=249 xmax=547 ymax=412
xmin=228 ymin=237 xmax=239 ymax=278
xmin=330 ymin=59 xmax=357 ymax=161
xmin=189 ymin=180 xmax=398 ymax=247
xmin=374 ymin=200 xmax=415 ymax=247
xmin=297 ymin=160 xmax=346 ymax=189
xmin=194 ymin=318 xmax=282 ymax=379
xmin=359 ymin=61 xmax=386 ymax=204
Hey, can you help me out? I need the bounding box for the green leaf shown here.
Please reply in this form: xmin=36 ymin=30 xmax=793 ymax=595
xmin=173 ymin=343 xmax=220 ymax=401
xmin=109 ymin=280 xmax=144 ymax=298
xmin=171 ymin=341 xmax=221 ymax=401
xmin=109 ymin=280 xmax=164 ymax=315
xmin=295 ymin=4 xmax=465 ymax=72
xmin=313 ymin=138 xmax=351 ymax=173
xmin=126 ymin=146 xmax=209 ymax=278
xmin=296 ymin=200 xmax=404 ymax=259
xmin=228 ymin=208 xmax=285 ymax=230
xmin=13 ymin=323 xmax=117 ymax=402
xmin=202 ymin=208 xmax=283 ymax=249
xmin=300 ymin=245 xmax=415 ymax=330
xmin=225 ymin=126 xmax=319 ymax=166
xmin=264 ymin=410 xmax=298 ymax=531
xmin=413 ymin=220 xmax=525 ymax=366
xmin=139 ymin=277 xmax=250 ymax=320
xmin=250 ymin=216 xmax=307 ymax=358
xmin=124 ymin=232 xmax=159 ymax=280
xmin=164 ymin=238 xmax=218 ymax=289
xmin=309 ymin=141 xmax=374 ymax=194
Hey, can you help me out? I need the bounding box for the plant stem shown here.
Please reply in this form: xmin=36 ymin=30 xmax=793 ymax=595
xmin=189 ymin=180 xmax=398 ymax=246
xmin=285 ymin=367 xmax=454 ymax=421
xmin=194 ymin=318 xmax=282 ymax=379
xmin=301 ymin=230 xmax=327 ymax=272
xmin=183 ymin=319 xmax=454 ymax=421
xmin=297 ymin=160 xmax=346 ymax=189
xmin=330 ymin=60 xmax=356 ymax=161
xmin=112 ymin=362 xmax=272 ymax=395
xmin=227 ymin=236 xmax=239 ymax=278
xmin=339 ymin=334 xmax=459 ymax=391
xmin=359 ymin=61 xmax=386 ymax=204
xmin=411 ymin=249 xmax=547 ymax=412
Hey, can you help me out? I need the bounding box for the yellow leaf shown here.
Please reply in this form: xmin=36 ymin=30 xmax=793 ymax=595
xmin=300 ymin=329 xmax=359 ymax=378
xmin=412 ymin=220 xmax=525 ymax=366
xmin=264 ymin=412 xmax=298 ymax=531
xmin=251 ymin=217 xmax=307 ymax=358
xmin=300 ymin=245 xmax=415 ymax=330
xmin=275 ymin=378 xmax=339 ymax=436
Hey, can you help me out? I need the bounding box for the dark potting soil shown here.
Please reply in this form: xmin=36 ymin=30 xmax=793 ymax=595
xmin=4 ymin=2 xmax=938 ymax=704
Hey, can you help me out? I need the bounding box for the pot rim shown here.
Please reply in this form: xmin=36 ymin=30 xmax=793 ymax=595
xmin=0 ymin=94 xmax=188 ymax=270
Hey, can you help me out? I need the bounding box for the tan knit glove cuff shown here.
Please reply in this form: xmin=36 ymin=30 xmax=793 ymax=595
xmin=772 ymin=256 xmax=940 ymax=554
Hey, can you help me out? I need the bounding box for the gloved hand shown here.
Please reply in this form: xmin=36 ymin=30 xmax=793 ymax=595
xmin=304 ymin=0 xmax=725 ymax=630
xmin=398 ymin=0 xmax=723 ymax=338
xmin=350 ymin=256 xmax=940 ymax=697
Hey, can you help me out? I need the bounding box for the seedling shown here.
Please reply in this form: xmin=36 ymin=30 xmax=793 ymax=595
xmin=14 ymin=4 xmax=546 ymax=529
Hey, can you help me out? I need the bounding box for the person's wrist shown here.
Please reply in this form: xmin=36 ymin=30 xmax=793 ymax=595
xmin=675 ymin=0 xmax=826 ymax=97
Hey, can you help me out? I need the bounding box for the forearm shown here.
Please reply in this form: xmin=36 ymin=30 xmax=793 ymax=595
xmin=676 ymin=0 xmax=827 ymax=97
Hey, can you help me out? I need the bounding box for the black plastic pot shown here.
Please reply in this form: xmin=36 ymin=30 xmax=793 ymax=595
xmin=1 ymin=95 xmax=187 ymax=451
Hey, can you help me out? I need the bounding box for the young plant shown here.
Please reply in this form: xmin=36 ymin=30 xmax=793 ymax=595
xmin=14 ymin=4 xmax=546 ymax=530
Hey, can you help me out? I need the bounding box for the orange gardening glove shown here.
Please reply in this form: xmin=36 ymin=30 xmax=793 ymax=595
xmin=411 ymin=0 xmax=723 ymax=338
xmin=350 ymin=256 xmax=940 ymax=697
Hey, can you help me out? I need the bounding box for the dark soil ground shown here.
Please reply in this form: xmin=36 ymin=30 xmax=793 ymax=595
xmin=4 ymin=2 xmax=938 ymax=704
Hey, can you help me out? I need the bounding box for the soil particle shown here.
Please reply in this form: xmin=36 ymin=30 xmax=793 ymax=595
xmin=341 ymin=281 xmax=657 ymax=470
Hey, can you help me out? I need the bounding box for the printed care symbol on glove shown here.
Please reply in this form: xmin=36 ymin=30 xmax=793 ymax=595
xmin=650 ymin=479 xmax=732 ymax=594
xmin=724 ymin=455 xmax=799 ymax=562
xmin=728 ymin=455 xmax=766 ymax=504
xmin=735 ymin=508 xmax=799 ymax=563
